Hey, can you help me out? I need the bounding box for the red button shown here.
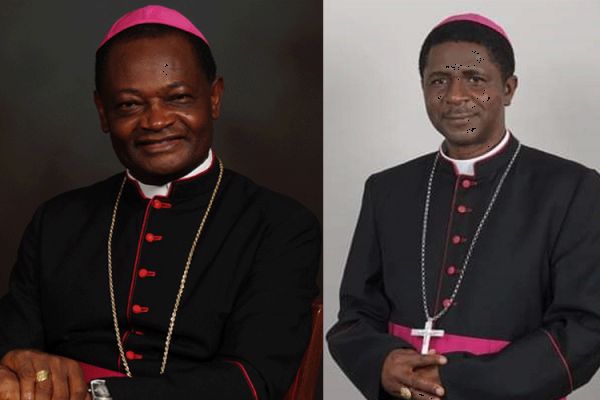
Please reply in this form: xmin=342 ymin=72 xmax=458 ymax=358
xmin=152 ymin=199 xmax=172 ymax=209
xmin=125 ymin=351 xmax=143 ymax=360
xmin=145 ymin=233 xmax=162 ymax=243
xmin=442 ymin=298 xmax=453 ymax=308
xmin=447 ymin=265 xmax=458 ymax=275
xmin=457 ymin=205 xmax=468 ymax=214
xmin=452 ymin=235 xmax=463 ymax=245
xmin=132 ymin=304 xmax=149 ymax=314
xmin=462 ymin=179 xmax=475 ymax=189
xmin=138 ymin=268 xmax=156 ymax=278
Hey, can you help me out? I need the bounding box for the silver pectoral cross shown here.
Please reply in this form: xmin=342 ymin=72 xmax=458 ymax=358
xmin=411 ymin=318 xmax=445 ymax=355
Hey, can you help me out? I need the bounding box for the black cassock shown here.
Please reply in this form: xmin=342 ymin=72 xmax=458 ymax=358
xmin=328 ymin=135 xmax=600 ymax=400
xmin=0 ymin=158 xmax=320 ymax=399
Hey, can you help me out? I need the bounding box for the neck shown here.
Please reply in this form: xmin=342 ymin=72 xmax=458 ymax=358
xmin=445 ymin=128 xmax=506 ymax=160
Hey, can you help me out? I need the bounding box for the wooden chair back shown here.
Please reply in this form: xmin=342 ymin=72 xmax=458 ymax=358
xmin=284 ymin=297 xmax=323 ymax=400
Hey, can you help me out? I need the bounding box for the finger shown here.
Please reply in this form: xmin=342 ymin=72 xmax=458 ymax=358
xmin=0 ymin=365 xmax=20 ymax=400
xmin=400 ymin=374 xmax=445 ymax=398
xmin=31 ymin=359 xmax=53 ymax=400
xmin=15 ymin=359 xmax=37 ymax=400
xmin=410 ymin=387 xmax=440 ymax=400
xmin=64 ymin=361 xmax=87 ymax=400
xmin=48 ymin=358 xmax=69 ymax=400
xmin=409 ymin=354 xmax=447 ymax=368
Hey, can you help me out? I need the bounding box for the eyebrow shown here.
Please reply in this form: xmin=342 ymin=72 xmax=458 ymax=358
xmin=166 ymin=81 xmax=189 ymax=89
xmin=426 ymin=68 xmax=486 ymax=78
xmin=114 ymin=81 xmax=190 ymax=95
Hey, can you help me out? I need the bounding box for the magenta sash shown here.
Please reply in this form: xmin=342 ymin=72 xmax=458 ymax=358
xmin=388 ymin=322 xmax=567 ymax=400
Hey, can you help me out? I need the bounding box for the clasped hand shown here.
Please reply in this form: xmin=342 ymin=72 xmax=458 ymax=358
xmin=0 ymin=349 xmax=89 ymax=400
xmin=381 ymin=348 xmax=447 ymax=399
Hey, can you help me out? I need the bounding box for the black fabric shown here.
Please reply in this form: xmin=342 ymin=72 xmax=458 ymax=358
xmin=0 ymin=162 xmax=320 ymax=400
xmin=327 ymin=135 xmax=600 ymax=400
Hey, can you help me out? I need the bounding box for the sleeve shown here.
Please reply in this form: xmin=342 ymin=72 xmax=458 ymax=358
xmin=106 ymin=205 xmax=321 ymax=400
xmin=0 ymin=207 xmax=45 ymax=360
xmin=326 ymin=176 xmax=413 ymax=400
xmin=439 ymin=169 xmax=600 ymax=400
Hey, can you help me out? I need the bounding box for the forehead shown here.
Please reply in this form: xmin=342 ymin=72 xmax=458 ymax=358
xmin=103 ymin=34 xmax=204 ymax=89
xmin=424 ymin=41 xmax=498 ymax=75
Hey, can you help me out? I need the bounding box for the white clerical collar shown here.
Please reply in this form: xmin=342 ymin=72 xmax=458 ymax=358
xmin=439 ymin=131 xmax=510 ymax=176
xmin=127 ymin=149 xmax=214 ymax=198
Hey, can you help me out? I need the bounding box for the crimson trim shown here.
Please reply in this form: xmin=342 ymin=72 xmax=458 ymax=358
xmin=126 ymin=200 xmax=153 ymax=322
xmin=471 ymin=132 xmax=512 ymax=176
xmin=125 ymin=151 xmax=215 ymax=200
xmin=225 ymin=360 xmax=259 ymax=400
xmin=79 ymin=361 xmax=126 ymax=383
xmin=174 ymin=152 xmax=215 ymax=183
xmin=542 ymin=329 xmax=574 ymax=393
xmin=128 ymin=178 xmax=151 ymax=200
xmin=433 ymin=177 xmax=460 ymax=315
xmin=118 ymin=330 xmax=131 ymax=371
xmin=439 ymin=132 xmax=513 ymax=177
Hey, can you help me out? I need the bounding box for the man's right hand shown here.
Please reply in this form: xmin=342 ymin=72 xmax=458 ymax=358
xmin=381 ymin=348 xmax=447 ymax=399
xmin=0 ymin=349 xmax=89 ymax=400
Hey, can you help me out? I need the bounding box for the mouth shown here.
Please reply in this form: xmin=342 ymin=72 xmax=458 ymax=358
xmin=444 ymin=113 xmax=476 ymax=125
xmin=136 ymin=135 xmax=185 ymax=153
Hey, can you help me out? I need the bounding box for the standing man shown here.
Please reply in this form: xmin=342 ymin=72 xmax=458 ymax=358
xmin=328 ymin=13 xmax=600 ymax=400
xmin=0 ymin=5 xmax=319 ymax=400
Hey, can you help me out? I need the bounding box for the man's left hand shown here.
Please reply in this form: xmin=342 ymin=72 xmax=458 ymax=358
xmin=1 ymin=349 xmax=89 ymax=400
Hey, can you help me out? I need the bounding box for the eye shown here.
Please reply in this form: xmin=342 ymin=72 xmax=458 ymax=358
xmin=116 ymin=101 xmax=141 ymax=113
xmin=429 ymin=78 xmax=447 ymax=86
xmin=469 ymin=76 xmax=486 ymax=84
xmin=170 ymin=94 xmax=193 ymax=104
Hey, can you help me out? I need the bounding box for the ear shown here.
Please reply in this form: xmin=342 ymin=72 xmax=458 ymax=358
xmin=209 ymin=77 xmax=225 ymax=120
xmin=503 ymin=75 xmax=518 ymax=106
xmin=93 ymin=91 xmax=110 ymax=133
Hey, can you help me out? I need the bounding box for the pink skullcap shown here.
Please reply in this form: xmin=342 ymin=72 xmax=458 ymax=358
xmin=98 ymin=5 xmax=209 ymax=50
xmin=435 ymin=13 xmax=510 ymax=44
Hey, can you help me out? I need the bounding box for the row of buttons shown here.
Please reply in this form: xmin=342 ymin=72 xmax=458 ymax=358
xmin=441 ymin=179 xmax=477 ymax=310
xmin=124 ymin=199 xmax=173 ymax=365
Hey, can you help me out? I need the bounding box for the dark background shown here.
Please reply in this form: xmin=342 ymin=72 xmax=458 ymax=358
xmin=0 ymin=0 xmax=322 ymax=293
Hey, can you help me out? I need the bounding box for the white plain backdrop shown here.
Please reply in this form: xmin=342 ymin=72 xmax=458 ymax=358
xmin=324 ymin=1 xmax=600 ymax=399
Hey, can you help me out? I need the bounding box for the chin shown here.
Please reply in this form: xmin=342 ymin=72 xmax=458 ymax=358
xmin=440 ymin=127 xmax=480 ymax=145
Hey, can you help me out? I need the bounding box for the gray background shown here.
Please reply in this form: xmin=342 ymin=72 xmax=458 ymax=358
xmin=324 ymin=1 xmax=600 ymax=399
xmin=0 ymin=0 xmax=322 ymax=295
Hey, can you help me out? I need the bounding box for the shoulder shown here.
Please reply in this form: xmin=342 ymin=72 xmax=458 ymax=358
xmin=224 ymin=169 xmax=320 ymax=232
xmin=519 ymin=145 xmax=600 ymax=188
xmin=359 ymin=153 xmax=435 ymax=200
xmin=35 ymin=173 xmax=124 ymax=221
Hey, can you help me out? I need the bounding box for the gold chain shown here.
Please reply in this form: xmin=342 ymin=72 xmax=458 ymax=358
xmin=107 ymin=158 xmax=224 ymax=377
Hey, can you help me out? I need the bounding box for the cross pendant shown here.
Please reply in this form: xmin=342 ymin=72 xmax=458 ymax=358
xmin=411 ymin=318 xmax=445 ymax=355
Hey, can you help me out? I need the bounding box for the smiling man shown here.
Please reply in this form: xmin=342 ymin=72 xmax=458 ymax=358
xmin=328 ymin=13 xmax=600 ymax=400
xmin=0 ymin=5 xmax=319 ymax=400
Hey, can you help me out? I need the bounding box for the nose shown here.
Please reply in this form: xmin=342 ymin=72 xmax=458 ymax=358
xmin=140 ymin=101 xmax=175 ymax=131
xmin=445 ymin=77 xmax=469 ymax=104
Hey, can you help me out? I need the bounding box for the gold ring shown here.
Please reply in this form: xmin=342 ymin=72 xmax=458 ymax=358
xmin=35 ymin=369 xmax=50 ymax=383
xmin=399 ymin=386 xmax=412 ymax=399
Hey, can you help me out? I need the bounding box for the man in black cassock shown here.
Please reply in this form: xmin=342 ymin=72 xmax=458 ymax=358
xmin=0 ymin=5 xmax=319 ymax=400
xmin=327 ymin=12 xmax=600 ymax=400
